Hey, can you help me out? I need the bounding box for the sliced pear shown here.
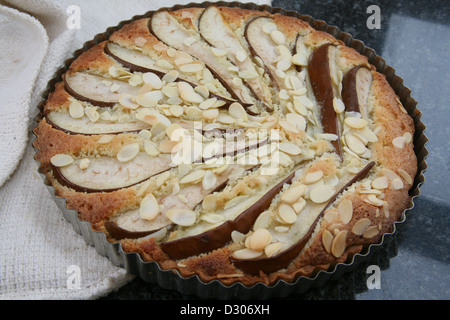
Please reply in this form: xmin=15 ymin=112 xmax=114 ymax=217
xmin=198 ymin=6 xmax=272 ymax=106
xmin=64 ymin=72 xmax=140 ymax=108
xmin=52 ymin=153 xmax=172 ymax=193
xmin=149 ymin=10 xmax=256 ymax=109
xmin=230 ymin=161 xmax=375 ymax=274
xmin=159 ymin=170 xmax=296 ymax=260
xmin=308 ymin=43 xmax=343 ymax=159
xmin=341 ymin=66 xmax=373 ymax=118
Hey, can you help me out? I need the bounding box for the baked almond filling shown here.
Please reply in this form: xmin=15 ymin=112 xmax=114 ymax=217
xmin=34 ymin=5 xmax=417 ymax=286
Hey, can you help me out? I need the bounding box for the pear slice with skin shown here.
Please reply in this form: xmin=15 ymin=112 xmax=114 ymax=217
xmin=341 ymin=65 xmax=373 ymax=118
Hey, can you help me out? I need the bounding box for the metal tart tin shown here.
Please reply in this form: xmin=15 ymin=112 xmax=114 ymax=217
xmin=32 ymin=1 xmax=428 ymax=299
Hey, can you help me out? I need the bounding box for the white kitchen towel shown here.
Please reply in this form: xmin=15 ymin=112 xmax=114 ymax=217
xmin=0 ymin=0 xmax=272 ymax=300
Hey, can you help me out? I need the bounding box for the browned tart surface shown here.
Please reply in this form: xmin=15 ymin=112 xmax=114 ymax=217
xmin=34 ymin=6 xmax=417 ymax=287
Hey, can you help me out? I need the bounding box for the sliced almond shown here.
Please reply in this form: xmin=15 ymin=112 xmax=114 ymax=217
xmin=85 ymin=106 xmax=99 ymax=122
xmin=292 ymin=197 xmax=306 ymax=214
xmin=270 ymin=29 xmax=285 ymax=45
xmin=344 ymin=117 xmax=368 ymax=129
xmin=371 ymin=176 xmax=389 ymax=190
xmin=392 ymin=136 xmax=406 ymax=149
xmin=331 ymin=230 xmax=347 ymax=257
xmin=165 ymin=208 xmax=196 ymax=226
xmin=179 ymin=63 xmax=203 ymax=73
xmin=345 ymin=133 xmax=367 ymax=155
xmin=139 ymin=193 xmax=159 ymax=221
xmin=264 ymin=242 xmax=283 ymax=258
xmin=391 ymin=177 xmax=404 ymax=190
xmin=142 ymin=72 xmax=162 ymax=89
xmin=280 ymin=184 xmax=307 ymax=204
xmin=337 ymin=198 xmax=353 ymax=224
xmin=304 ymin=170 xmax=324 ymax=184
xmin=178 ymin=82 xmax=204 ymax=104
xmin=97 ymin=135 xmax=113 ymax=144
xmin=322 ymin=230 xmax=334 ymax=253
xmin=202 ymin=194 xmax=218 ymax=211
xmin=78 ymin=158 xmax=90 ymax=170
xmin=286 ymin=113 xmax=306 ymax=131
xmin=352 ymin=218 xmax=371 ymax=235
xmin=117 ymin=143 xmax=140 ymax=162
xmin=50 ymin=154 xmax=74 ymax=167
xmin=228 ymin=102 xmax=248 ymax=121
xmin=332 ymin=97 xmax=345 ymax=114
xmin=278 ymin=142 xmax=302 ymax=156
xmin=397 ymin=169 xmax=413 ymax=185
xmin=365 ymin=194 xmax=385 ymax=207
xmin=310 ymin=184 xmax=335 ymax=204
xmin=247 ymin=228 xmax=272 ymax=251
xmin=262 ymin=22 xmax=277 ymax=34
xmin=201 ymin=213 xmax=224 ymax=224
xmin=253 ymin=210 xmax=271 ymax=230
xmin=211 ymin=47 xmax=228 ymax=57
xmin=179 ymin=169 xmax=206 ymax=184
xmin=144 ymin=140 xmax=160 ymax=157
xmin=363 ymin=225 xmax=379 ymax=239
xmin=278 ymin=203 xmax=297 ymax=224
xmin=202 ymin=170 xmax=217 ymax=190
xmin=68 ymin=101 xmax=84 ymax=119
xmin=203 ymin=108 xmax=219 ymax=121
xmin=232 ymin=248 xmax=263 ymax=260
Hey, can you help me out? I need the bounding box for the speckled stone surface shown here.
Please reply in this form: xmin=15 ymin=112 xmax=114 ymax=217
xmin=101 ymin=0 xmax=450 ymax=300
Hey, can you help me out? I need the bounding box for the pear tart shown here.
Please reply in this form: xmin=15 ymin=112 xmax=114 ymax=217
xmin=34 ymin=5 xmax=417 ymax=287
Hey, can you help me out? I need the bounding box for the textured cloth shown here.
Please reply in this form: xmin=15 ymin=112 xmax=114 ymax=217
xmin=0 ymin=0 xmax=271 ymax=300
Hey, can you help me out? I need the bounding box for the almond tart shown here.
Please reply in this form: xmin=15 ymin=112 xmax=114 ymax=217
xmin=33 ymin=5 xmax=418 ymax=288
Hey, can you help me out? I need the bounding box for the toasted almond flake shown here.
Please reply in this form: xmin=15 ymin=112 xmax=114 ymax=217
xmin=291 ymin=52 xmax=308 ymax=66
xmin=232 ymin=248 xmax=263 ymax=260
xmin=371 ymin=176 xmax=389 ymax=190
xmin=235 ymin=50 xmax=247 ymax=62
xmin=199 ymin=97 xmax=218 ymax=110
xmin=179 ymin=63 xmax=203 ymax=73
xmin=262 ymin=21 xmax=277 ymax=34
xmin=117 ymin=143 xmax=140 ymax=162
xmin=217 ymin=112 xmax=235 ymax=125
xmin=211 ymin=47 xmax=228 ymax=57
xmin=165 ymin=208 xmax=196 ymax=226
xmin=280 ymin=184 xmax=307 ymax=204
xmin=119 ymin=93 xmax=139 ymax=109
xmin=278 ymin=120 xmax=299 ymax=133
xmin=85 ymin=106 xmax=99 ymax=122
xmin=331 ymin=230 xmax=347 ymax=257
xmin=202 ymin=194 xmax=218 ymax=211
xmin=169 ymin=105 xmax=184 ymax=117
xmin=363 ymin=226 xmax=379 ymax=239
xmin=304 ymin=170 xmax=323 ymax=184
xmin=344 ymin=116 xmax=368 ymax=129
xmin=178 ymin=82 xmax=204 ymax=104
xmin=270 ymin=29 xmax=285 ymax=44
xmin=286 ymin=113 xmax=306 ymax=131
xmin=322 ymin=230 xmax=334 ymax=253
xmin=201 ymin=108 xmax=218 ymax=121
xmin=50 ymin=154 xmax=74 ymax=167
xmin=247 ymin=228 xmax=272 ymax=251
xmin=202 ymin=170 xmax=217 ymax=190
xmin=351 ymin=218 xmax=371 ymax=236
xmin=228 ymin=102 xmax=248 ymax=121
xmin=183 ymin=36 xmax=196 ymax=46
xmin=380 ymin=168 xmax=401 ymax=181
xmin=139 ymin=193 xmax=159 ymax=221
xmin=158 ymin=140 xmax=178 ymax=153
xmin=345 ymin=133 xmax=367 ymax=155
xmin=392 ymin=136 xmax=406 ymax=148
xmin=391 ymin=177 xmax=404 ymax=190
xmin=397 ymin=169 xmax=413 ymax=185
xmin=310 ymin=184 xmax=335 ymax=204
xmin=264 ymin=242 xmax=283 ymax=257
xmin=276 ymin=58 xmax=292 ymax=71
xmin=231 ymin=230 xmax=245 ymax=244
xmin=278 ymin=203 xmax=297 ymax=224
xmin=338 ymin=198 xmax=353 ymax=224
xmin=403 ymin=132 xmax=412 ymax=144
xmin=292 ymin=197 xmax=306 ymax=214
xmin=97 ymin=135 xmax=113 ymax=144
xmin=68 ymin=101 xmax=84 ymax=119
xmin=365 ymin=194 xmax=384 ymax=207
xmin=356 ymin=126 xmax=378 ymax=143
xmin=142 ymin=72 xmax=162 ymax=89
xmin=278 ymin=142 xmax=302 ymax=156
xmin=179 ymin=169 xmax=205 ymax=184
xmin=253 ymin=210 xmax=271 ymax=231
xmin=78 ymin=158 xmax=90 ymax=170
xmin=332 ymin=97 xmax=345 ymax=114
xmin=156 ymin=59 xmax=174 ymax=70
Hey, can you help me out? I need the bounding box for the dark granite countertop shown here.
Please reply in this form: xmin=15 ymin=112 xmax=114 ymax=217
xmin=101 ymin=0 xmax=450 ymax=300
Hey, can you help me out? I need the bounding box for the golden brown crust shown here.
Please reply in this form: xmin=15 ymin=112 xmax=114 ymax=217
xmin=33 ymin=5 xmax=418 ymax=288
